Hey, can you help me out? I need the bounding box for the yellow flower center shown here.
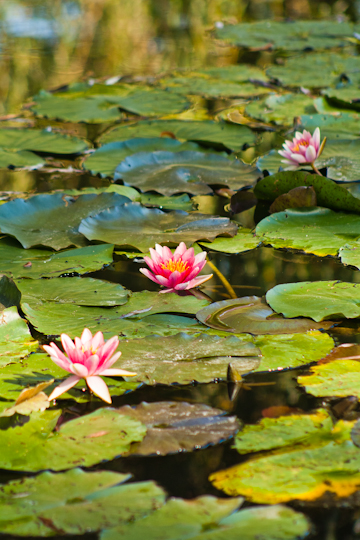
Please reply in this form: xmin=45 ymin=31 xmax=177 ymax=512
xmin=293 ymin=140 xmax=309 ymax=152
xmin=161 ymin=258 xmax=189 ymax=273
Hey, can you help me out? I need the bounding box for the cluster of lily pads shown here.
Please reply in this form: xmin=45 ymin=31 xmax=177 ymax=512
xmin=3 ymin=17 xmax=360 ymax=538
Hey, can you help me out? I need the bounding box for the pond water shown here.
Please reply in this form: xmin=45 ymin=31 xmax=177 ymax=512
xmin=3 ymin=1 xmax=360 ymax=540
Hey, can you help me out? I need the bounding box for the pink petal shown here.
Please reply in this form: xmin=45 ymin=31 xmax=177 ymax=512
xmin=183 ymin=274 xmax=213 ymax=289
xmin=194 ymin=251 xmax=206 ymax=265
xmin=43 ymin=343 xmax=69 ymax=364
xmin=168 ymin=270 xmax=182 ymax=287
xmin=312 ymin=127 xmax=320 ymax=149
xmin=48 ymin=375 xmax=80 ymax=401
xmin=154 ymin=274 xmax=171 ymax=287
xmin=278 ymin=150 xmax=291 ymax=159
xmin=173 ymin=242 xmax=187 ymax=259
xmin=305 ymin=145 xmax=317 ymax=163
xmin=162 ymin=246 xmax=173 ymax=261
xmin=98 ymin=351 xmax=122 ymax=371
xmin=86 ymin=376 xmax=111 ymax=404
xmin=101 ymin=368 xmax=137 ymax=376
xmin=159 ymin=287 xmax=176 ymax=293
xmin=61 ymin=334 xmax=75 ymax=356
xmin=290 ymin=153 xmax=307 ymax=164
xmin=91 ymin=331 xmax=105 ymax=350
xmin=149 ymin=248 xmax=162 ymax=266
xmin=185 ymin=266 xmax=202 ymax=282
xmin=74 ymin=337 xmax=82 ymax=349
xmin=143 ymin=255 xmax=157 ymax=273
xmin=70 ymin=362 xmax=89 ymax=377
xmin=81 ymin=328 xmax=93 ymax=344
xmin=140 ymin=268 xmax=162 ymax=284
xmin=44 ymin=352 xmax=72 ymax=372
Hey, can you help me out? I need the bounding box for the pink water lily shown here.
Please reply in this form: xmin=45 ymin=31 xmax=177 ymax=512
xmin=44 ymin=328 xmax=136 ymax=404
xmin=140 ymin=242 xmax=213 ymax=294
xmin=278 ymin=127 xmax=326 ymax=172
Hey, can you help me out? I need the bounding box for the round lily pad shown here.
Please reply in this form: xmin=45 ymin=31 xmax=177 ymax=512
xmin=245 ymin=94 xmax=316 ymax=125
xmin=0 ymin=128 xmax=89 ymax=154
xmin=160 ymin=75 xmax=270 ymax=98
xmin=199 ymin=229 xmax=260 ymax=254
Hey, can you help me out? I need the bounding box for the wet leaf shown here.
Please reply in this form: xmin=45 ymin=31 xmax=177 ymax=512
xmin=114 ymin=151 xmax=260 ymax=196
xmin=114 ymin=333 xmax=260 ymax=385
xmin=299 ymin=113 xmax=360 ymax=140
xmin=267 ymin=280 xmax=360 ymax=321
xmin=0 ymin=469 xmax=166 ymax=536
xmin=0 ymin=408 xmax=146 ymax=471
xmin=160 ymin=75 xmax=271 ymax=98
xmin=199 ymin=229 xmax=260 ymax=253
xmin=0 ymin=148 xmax=45 ymax=169
xmin=0 ymin=192 xmax=131 ymax=250
xmin=0 ymin=128 xmax=89 ymax=154
xmin=196 ymin=296 xmax=333 ymax=335
xmin=269 ymin=186 xmax=317 ymax=213
xmin=99 ymin=119 xmax=256 ymax=152
xmin=210 ymin=412 xmax=360 ymax=503
xmin=0 ymin=381 xmax=53 ymax=417
xmin=323 ymin=86 xmax=360 ymax=111
xmin=255 ymin=207 xmax=360 ymax=256
xmin=117 ymin=401 xmax=240 ymax=455
xmin=339 ymin=240 xmax=360 ymax=269
xmin=199 ymin=64 xmax=268 ymax=82
xmin=0 ymin=306 xmax=38 ymax=368
xmin=78 ymin=203 xmax=237 ymax=252
xmin=298 ymin=356 xmax=360 ymax=399
xmin=246 ymin=93 xmax=316 ymax=125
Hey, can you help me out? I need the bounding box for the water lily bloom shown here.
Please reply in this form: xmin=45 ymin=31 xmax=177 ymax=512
xmin=140 ymin=242 xmax=213 ymax=294
xmin=278 ymin=127 xmax=326 ymax=171
xmin=44 ymin=329 xmax=136 ymax=404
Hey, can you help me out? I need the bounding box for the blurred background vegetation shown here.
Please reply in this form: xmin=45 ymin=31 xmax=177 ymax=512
xmin=1 ymin=0 xmax=360 ymax=114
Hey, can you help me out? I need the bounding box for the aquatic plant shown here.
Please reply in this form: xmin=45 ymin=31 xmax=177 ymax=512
xmin=278 ymin=127 xmax=326 ymax=173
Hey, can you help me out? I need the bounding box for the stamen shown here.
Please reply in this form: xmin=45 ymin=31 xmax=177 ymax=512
xmin=161 ymin=258 xmax=189 ymax=273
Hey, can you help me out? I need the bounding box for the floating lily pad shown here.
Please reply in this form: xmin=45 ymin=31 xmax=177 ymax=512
xmin=0 ymin=240 xmax=114 ymax=279
xmin=117 ymin=401 xmax=240 ymax=455
xmin=102 ymin=501 xmax=309 ymax=540
xmin=83 ymin=138 xmax=200 ymax=178
xmin=79 ymin=203 xmax=237 ymax=252
xmin=196 ymin=296 xmax=333 ymax=335
xmin=199 ymin=64 xmax=268 ymax=82
xmin=0 ymin=148 xmax=45 ymax=169
xmin=340 ymin=240 xmax=360 ymax=269
xmin=0 ymin=128 xmax=89 ymax=154
xmin=99 ymin=120 xmax=256 ymax=152
xmin=160 ymin=75 xmax=270 ymax=98
xmin=299 ymin=113 xmax=360 ymax=140
xmin=114 ymin=333 xmax=260 ymax=385
xmin=114 ymin=151 xmax=260 ymax=196
xmin=0 ymin=306 xmax=38 ymax=368
xmin=267 ymin=53 xmax=360 ymax=88
xmin=254 ymin=171 xmax=360 ymax=214
xmin=210 ymin=412 xmax=360 ymax=503
xmin=0 ymin=407 xmax=146 ymax=471
xmin=16 ymin=277 xmax=129 ymax=307
xmin=298 ymin=357 xmax=360 ymax=399
xmin=323 ymin=87 xmax=360 ymax=111
xmin=0 ymin=192 xmax=130 ymax=250
xmin=245 ymin=94 xmax=316 ymax=125
xmin=199 ymin=229 xmax=260 ymax=253
xmin=0 ymin=468 xmax=166 ymax=537
xmin=267 ymin=281 xmax=360 ymax=322
xmin=255 ymin=207 xmax=360 ymax=257
xmin=215 ymin=20 xmax=354 ymax=51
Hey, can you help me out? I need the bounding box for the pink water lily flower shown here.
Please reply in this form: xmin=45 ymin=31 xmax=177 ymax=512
xmin=140 ymin=242 xmax=213 ymax=294
xmin=278 ymin=127 xmax=326 ymax=172
xmin=44 ymin=328 xmax=136 ymax=404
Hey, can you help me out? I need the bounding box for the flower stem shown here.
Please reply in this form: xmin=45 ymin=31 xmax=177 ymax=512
xmin=206 ymin=259 xmax=237 ymax=299
xmin=310 ymin=162 xmax=323 ymax=176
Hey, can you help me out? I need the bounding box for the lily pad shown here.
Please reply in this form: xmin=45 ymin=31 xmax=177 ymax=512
xmin=199 ymin=229 xmax=260 ymax=253
xmin=255 ymin=207 xmax=360 ymax=257
xmin=215 ymin=20 xmax=354 ymax=51
xmin=0 ymin=306 xmax=38 ymax=368
xmin=102 ymin=501 xmax=309 ymax=540
xmin=196 ymin=296 xmax=333 ymax=335
xmin=323 ymin=86 xmax=360 ymax=111
xmin=266 ymin=281 xmax=360 ymax=322
xmin=299 ymin=113 xmax=360 ymax=140
xmin=210 ymin=412 xmax=360 ymax=503
xmin=0 ymin=469 xmax=166 ymax=537
xmin=82 ymin=138 xmax=200 ymax=178
xmin=117 ymin=401 xmax=240 ymax=455
xmin=99 ymin=120 xmax=256 ymax=152
xmin=114 ymin=151 xmax=260 ymax=196
xmin=0 ymin=407 xmax=146 ymax=471
xmin=254 ymin=171 xmax=360 ymax=214
xmin=0 ymin=381 xmax=52 ymax=417
xmin=199 ymin=65 xmax=268 ymax=82
xmin=160 ymin=75 xmax=270 ymax=98
xmin=298 ymin=357 xmax=360 ymax=399
xmin=16 ymin=277 xmax=129 ymax=307
xmin=114 ymin=333 xmax=260 ymax=385
xmin=340 ymin=240 xmax=360 ymax=269
xmin=0 ymin=192 xmax=130 ymax=250
xmin=0 ymin=148 xmax=45 ymax=169
xmin=78 ymin=203 xmax=238 ymax=252
xmin=245 ymin=94 xmax=316 ymax=125
xmin=0 ymin=128 xmax=89 ymax=154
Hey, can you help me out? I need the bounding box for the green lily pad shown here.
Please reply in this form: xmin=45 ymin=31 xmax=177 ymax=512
xmin=199 ymin=65 xmax=268 ymax=82
xmin=298 ymin=357 xmax=360 ymax=399
xmin=114 ymin=151 xmax=260 ymax=196
xmin=21 ymin=291 xmax=209 ymax=338
xmin=114 ymin=333 xmax=260 ymax=385
xmin=99 ymin=120 xmax=256 ymax=152
xmin=102 ymin=501 xmax=309 ymax=540
xmin=255 ymin=207 xmax=360 ymax=257
xmin=199 ymin=230 xmax=260 ymax=253
xmin=267 ymin=53 xmax=360 ymax=88
xmin=117 ymin=401 xmax=240 ymax=455
xmin=0 ymin=306 xmax=38 ymax=368
xmin=0 ymin=274 xmax=21 ymax=308
xmin=0 ymin=192 xmax=130 ymax=250
xmin=82 ymin=138 xmax=200 ymax=178
xmin=210 ymin=412 xmax=360 ymax=503
xmin=196 ymin=296 xmax=333 ymax=335
xmin=299 ymin=113 xmax=360 ymax=140
xmin=266 ymin=281 xmax=360 ymax=322
xmin=0 ymin=407 xmax=146 ymax=471
xmin=79 ymin=203 xmax=237 ymax=252
xmin=323 ymin=86 xmax=360 ymax=111
xmin=160 ymin=75 xmax=270 ymax=98
xmin=339 ymin=240 xmax=360 ymax=269
xmin=16 ymin=276 xmax=129 ymax=307
xmin=0 ymin=148 xmax=45 ymax=169
xmin=0 ymin=353 xmax=138 ymax=409
xmin=215 ymin=20 xmax=354 ymax=51
xmin=0 ymin=128 xmax=89 ymax=154
xmin=0 ymin=468 xmax=166 ymax=536
xmin=245 ymin=94 xmax=316 ymax=125
xmin=254 ymin=171 xmax=360 ymax=214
